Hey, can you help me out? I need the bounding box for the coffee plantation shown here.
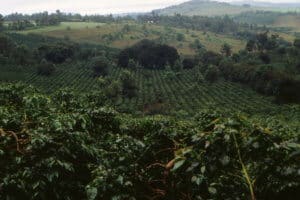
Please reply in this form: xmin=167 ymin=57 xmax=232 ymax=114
xmin=0 ymin=83 xmax=299 ymax=200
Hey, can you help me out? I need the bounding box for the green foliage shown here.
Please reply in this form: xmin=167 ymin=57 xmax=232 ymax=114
xmin=172 ymin=59 xmax=183 ymax=72
xmin=121 ymin=24 xmax=131 ymax=33
xmin=7 ymin=20 xmax=35 ymax=31
xmin=294 ymin=38 xmax=300 ymax=49
xmin=204 ymin=65 xmax=221 ymax=83
xmin=89 ymin=56 xmax=110 ymax=77
xmin=0 ymin=84 xmax=299 ymax=199
xmin=190 ymin=38 xmax=204 ymax=51
xmin=138 ymin=14 xmax=239 ymax=34
xmin=0 ymin=14 xmax=4 ymax=31
xmin=119 ymin=70 xmax=138 ymax=98
xmin=246 ymin=39 xmax=257 ymax=52
xmin=118 ymin=39 xmax=180 ymax=69
xmin=37 ymin=42 xmax=77 ymax=64
xmin=220 ymin=43 xmax=232 ymax=57
xmin=176 ymin=33 xmax=185 ymax=42
xmin=0 ymin=34 xmax=16 ymax=57
xmin=37 ymin=59 xmax=56 ymax=76
xmin=127 ymin=59 xmax=140 ymax=70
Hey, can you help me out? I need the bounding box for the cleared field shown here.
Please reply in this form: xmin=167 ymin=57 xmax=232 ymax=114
xmin=21 ymin=22 xmax=106 ymax=33
xmin=273 ymin=15 xmax=300 ymax=33
xmin=18 ymin=22 xmax=246 ymax=55
xmin=0 ymin=63 xmax=277 ymax=115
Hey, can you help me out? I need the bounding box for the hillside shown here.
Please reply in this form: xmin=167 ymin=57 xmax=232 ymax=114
xmin=154 ymin=0 xmax=253 ymax=16
xmin=0 ymin=61 xmax=278 ymax=115
xmin=232 ymin=1 xmax=300 ymax=9
xmin=155 ymin=0 xmax=300 ymax=16
xmin=17 ymin=22 xmax=246 ymax=55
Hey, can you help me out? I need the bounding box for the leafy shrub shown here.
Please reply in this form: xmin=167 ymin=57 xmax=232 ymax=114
xmin=0 ymin=84 xmax=299 ymax=200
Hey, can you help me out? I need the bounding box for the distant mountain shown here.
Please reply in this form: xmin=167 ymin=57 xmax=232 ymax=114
xmin=231 ymin=1 xmax=300 ymax=8
xmin=154 ymin=0 xmax=252 ymax=16
xmin=154 ymin=0 xmax=300 ymax=17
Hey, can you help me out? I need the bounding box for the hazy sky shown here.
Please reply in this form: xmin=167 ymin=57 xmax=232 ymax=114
xmin=1 ymin=0 xmax=299 ymax=15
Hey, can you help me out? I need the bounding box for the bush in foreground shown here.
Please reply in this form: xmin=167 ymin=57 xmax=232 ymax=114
xmin=0 ymin=83 xmax=299 ymax=200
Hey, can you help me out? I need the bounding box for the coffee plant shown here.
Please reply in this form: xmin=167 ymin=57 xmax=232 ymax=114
xmin=0 ymin=83 xmax=299 ymax=200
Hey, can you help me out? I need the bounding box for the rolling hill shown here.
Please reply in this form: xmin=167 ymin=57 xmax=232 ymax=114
xmin=154 ymin=0 xmax=253 ymax=16
xmin=17 ymin=21 xmax=246 ymax=55
xmin=154 ymin=0 xmax=300 ymax=16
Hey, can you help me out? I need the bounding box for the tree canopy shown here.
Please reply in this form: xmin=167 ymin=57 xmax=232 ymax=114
xmin=118 ymin=39 xmax=180 ymax=69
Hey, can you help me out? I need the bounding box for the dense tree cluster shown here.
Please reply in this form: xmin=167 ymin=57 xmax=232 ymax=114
xmin=0 ymin=34 xmax=33 ymax=65
xmin=182 ymin=58 xmax=196 ymax=69
xmin=37 ymin=42 xmax=77 ymax=64
xmin=37 ymin=59 xmax=56 ymax=76
xmin=89 ymin=56 xmax=110 ymax=77
xmin=204 ymin=65 xmax=220 ymax=83
xmin=234 ymin=11 xmax=300 ymax=25
xmin=7 ymin=20 xmax=35 ymax=30
xmin=219 ymin=60 xmax=300 ymax=103
xmin=118 ymin=39 xmax=180 ymax=69
xmin=4 ymin=11 xmax=132 ymax=25
xmin=0 ymin=14 xmax=4 ymax=31
xmin=194 ymin=32 xmax=300 ymax=103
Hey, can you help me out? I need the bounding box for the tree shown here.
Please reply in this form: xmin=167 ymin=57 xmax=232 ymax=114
xmin=190 ymin=39 xmax=203 ymax=50
xmin=37 ymin=42 xmax=76 ymax=64
xmin=182 ymin=58 xmax=196 ymax=69
xmin=90 ymin=56 xmax=110 ymax=77
xmin=246 ymin=40 xmax=256 ymax=52
xmin=0 ymin=14 xmax=4 ymax=31
xmin=120 ymin=70 xmax=138 ymax=98
xmin=0 ymin=34 xmax=15 ymax=56
xmin=13 ymin=45 xmax=31 ymax=65
xmin=128 ymin=59 xmax=139 ymax=70
xmin=106 ymin=80 xmax=122 ymax=99
xmin=200 ymin=51 xmax=222 ymax=66
xmin=172 ymin=59 xmax=183 ymax=72
xmin=118 ymin=39 xmax=179 ymax=69
xmin=204 ymin=65 xmax=220 ymax=83
xmin=176 ymin=33 xmax=185 ymax=42
xmin=256 ymin=32 xmax=269 ymax=51
xmin=294 ymin=38 xmax=300 ymax=49
xmin=118 ymin=49 xmax=130 ymax=68
xmin=221 ymin=43 xmax=232 ymax=57
xmin=259 ymin=52 xmax=271 ymax=64
xmin=37 ymin=59 xmax=55 ymax=76
xmin=122 ymin=24 xmax=131 ymax=33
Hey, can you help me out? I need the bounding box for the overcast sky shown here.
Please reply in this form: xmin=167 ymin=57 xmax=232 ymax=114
xmin=1 ymin=0 xmax=299 ymax=15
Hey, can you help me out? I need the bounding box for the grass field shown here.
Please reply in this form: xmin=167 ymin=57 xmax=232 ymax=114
xmin=21 ymin=22 xmax=106 ymax=33
xmin=17 ymin=22 xmax=246 ymax=55
xmin=272 ymin=15 xmax=300 ymax=34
